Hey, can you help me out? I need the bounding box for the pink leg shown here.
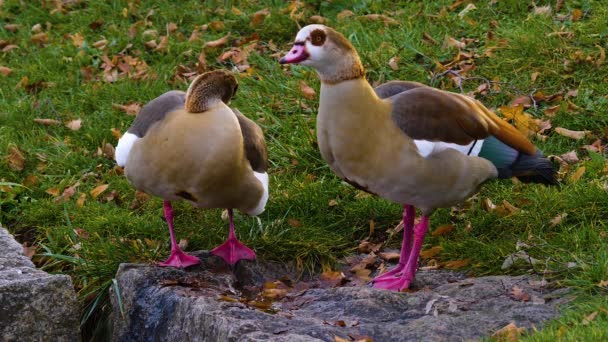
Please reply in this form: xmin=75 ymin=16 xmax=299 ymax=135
xmin=373 ymin=205 xmax=415 ymax=281
xmin=373 ymin=215 xmax=430 ymax=291
xmin=211 ymin=209 xmax=256 ymax=265
xmin=158 ymin=201 xmax=201 ymax=268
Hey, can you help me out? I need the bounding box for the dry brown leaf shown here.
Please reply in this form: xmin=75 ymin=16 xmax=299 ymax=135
xmin=22 ymin=243 xmax=37 ymax=259
xmin=166 ymin=22 xmax=178 ymax=33
xmin=65 ymin=119 xmax=82 ymax=131
xmin=431 ymin=224 xmax=455 ymax=237
xmin=598 ymin=280 xmax=608 ymax=288
xmin=31 ymin=23 xmax=42 ymax=33
xmin=492 ymin=322 xmax=525 ymax=341
xmin=70 ymin=33 xmax=84 ymax=48
xmin=309 ymin=15 xmax=327 ymax=24
xmin=287 ymin=218 xmax=302 ymax=228
xmin=76 ymin=193 xmax=86 ymax=208
xmin=34 ymin=118 xmax=61 ymax=125
xmin=568 ymin=166 xmax=586 ymax=183
xmin=360 ymin=14 xmax=398 ymax=26
xmin=4 ymin=24 xmax=19 ymax=33
xmin=582 ymin=311 xmax=598 ymax=325
xmin=357 ymin=240 xmax=382 ymax=254
xmin=113 ymin=103 xmax=142 ymax=116
xmin=555 ymin=127 xmax=590 ymax=140
xmin=90 ymin=184 xmax=109 ymax=198
xmin=420 ymin=246 xmax=443 ymax=259
xmin=559 ymin=150 xmax=579 ymax=164
xmin=56 ymin=181 xmax=80 ymax=203
xmin=110 ymin=128 xmax=122 ymax=140
xmin=144 ymin=40 xmax=158 ymax=49
xmin=533 ymin=5 xmax=552 ymax=16
xmin=530 ymin=71 xmax=540 ymax=82
xmin=482 ymin=197 xmax=497 ymax=212
xmin=544 ymin=104 xmax=560 ymax=117
xmin=6 ymin=146 xmax=26 ymax=171
xmin=444 ymin=36 xmax=466 ymax=49
xmin=422 ymin=32 xmax=439 ymax=45
xmin=550 ymin=213 xmax=568 ymax=226
xmin=205 ymin=33 xmax=231 ymax=48
xmin=510 ymin=286 xmax=531 ymax=302
xmin=93 ymin=39 xmax=108 ymax=49
xmin=251 ymin=8 xmax=270 ymax=27
xmin=336 ymin=10 xmax=354 ymax=20
xmin=328 ymin=199 xmax=338 ymax=207
xmin=22 ymin=175 xmax=38 ymax=187
xmin=208 ymin=21 xmax=224 ymax=31
xmin=571 ymin=8 xmax=583 ymax=21
xmin=0 ymin=66 xmax=12 ymax=76
xmin=2 ymin=44 xmax=19 ymax=52
xmin=31 ymin=32 xmax=48 ymax=46
xmin=388 ymin=56 xmax=399 ymax=70
xmin=596 ymin=45 xmax=606 ymax=67
xmin=45 ymin=187 xmax=60 ymax=197
xmin=299 ymin=80 xmax=316 ymax=100
xmin=378 ymin=251 xmax=400 ymax=262
xmin=501 ymin=200 xmax=520 ymax=215
xmin=156 ymin=35 xmax=169 ymax=52
xmin=443 ymin=259 xmax=470 ymax=269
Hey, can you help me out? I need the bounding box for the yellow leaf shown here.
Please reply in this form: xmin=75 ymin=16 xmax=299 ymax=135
xmin=90 ymin=184 xmax=109 ymax=198
xmin=70 ymin=33 xmax=84 ymax=48
xmin=76 ymin=193 xmax=86 ymax=207
xmin=45 ymin=187 xmax=60 ymax=197
xmin=568 ymin=166 xmax=586 ymax=183
xmin=571 ymin=9 xmax=583 ymax=21
xmin=492 ymin=322 xmax=525 ymax=342
xmin=443 ymin=259 xmax=470 ymax=269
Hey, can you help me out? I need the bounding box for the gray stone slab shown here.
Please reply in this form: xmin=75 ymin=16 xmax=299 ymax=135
xmin=111 ymin=251 xmax=570 ymax=342
xmin=0 ymin=227 xmax=80 ymax=342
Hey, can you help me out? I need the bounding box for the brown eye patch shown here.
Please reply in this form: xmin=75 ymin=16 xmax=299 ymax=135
xmin=310 ymin=29 xmax=326 ymax=46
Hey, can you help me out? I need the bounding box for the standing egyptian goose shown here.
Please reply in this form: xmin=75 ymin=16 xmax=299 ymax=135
xmin=115 ymin=70 xmax=269 ymax=268
xmin=280 ymin=25 xmax=556 ymax=291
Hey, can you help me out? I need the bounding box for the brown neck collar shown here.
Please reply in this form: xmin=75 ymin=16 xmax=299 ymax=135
xmin=319 ymin=55 xmax=366 ymax=85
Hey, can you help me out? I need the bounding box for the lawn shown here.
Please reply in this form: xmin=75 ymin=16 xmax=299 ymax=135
xmin=1 ymin=0 xmax=607 ymax=340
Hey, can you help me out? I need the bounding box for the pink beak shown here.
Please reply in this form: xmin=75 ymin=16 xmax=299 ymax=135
xmin=279 ymin=43 xmax=309 ymax=64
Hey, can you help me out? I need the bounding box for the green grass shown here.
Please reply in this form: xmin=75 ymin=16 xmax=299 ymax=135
xmin=1 ymin=0 xmax=607 ymax=340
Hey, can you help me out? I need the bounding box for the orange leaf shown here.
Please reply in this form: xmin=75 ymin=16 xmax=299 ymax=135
xmin=76 ymin=193 xmax=87 ymax=207
xmin=431 ymin=224 xmax=454 ymax=237
xmin=110 ymin=128 xmax=122 ymax=140
xmin=251 ymin=8 xmax=270 ymax=27
xmin=45 ymin=187 xmax=60 ymax=197
xmin=443 ymin=259 xmax=470 ymax=269
xmin=90 ymin=184 xmax=109 ymax=198
xmin=571 ymin=9 xmax=583 ymax=21
xmin=568 ymin=166 xmax=586 ymax=183
xmin=420 ymin=246 xmax=443 ymax=259
xmin=70 ymin=33 xmax=84 ymax=48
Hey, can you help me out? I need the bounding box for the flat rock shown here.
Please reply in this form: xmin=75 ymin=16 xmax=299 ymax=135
xmin=111 ymin=251 xmax=569 ymax=342
xmin=0 ymin=227 xmax=80 ymax=342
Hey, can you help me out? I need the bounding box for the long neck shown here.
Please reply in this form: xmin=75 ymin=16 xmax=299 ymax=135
xmin=317 ymin=53 xmax=366 ymax=85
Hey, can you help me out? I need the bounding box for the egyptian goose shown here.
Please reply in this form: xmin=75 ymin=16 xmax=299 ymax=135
xmin=280 ymin=25 xmax=556 ymax=291
xmin=115 ymin=70 xmax=269 ymax=268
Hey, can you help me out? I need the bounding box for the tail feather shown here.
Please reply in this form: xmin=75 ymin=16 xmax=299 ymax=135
xmin=478 ymin=136 xmax=557 ymax=185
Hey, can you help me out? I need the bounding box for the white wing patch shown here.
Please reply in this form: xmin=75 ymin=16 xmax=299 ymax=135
xmin=115 ymin=132 xmax=139 ymax=167
xmin=246 ymin=172 xmax=269 ymax=216
xmin=414 ymin=139 xmax=484 ymax=158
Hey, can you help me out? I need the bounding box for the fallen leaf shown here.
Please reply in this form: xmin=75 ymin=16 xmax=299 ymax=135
xmin=110 ymin=128 xmax=122 ymax=140
xmin=70 ymin=33 xmax=84 ymax=47
xmin=596 ymin=45 xmax=605 ymax=67
xmin=582 ymin=311 xmax=598 ymax=325
xmin=22 ymin=243 xmax=37 ymax=259
xmin=56 ymin=181 xmax=80 ymax=203
xmin=4 ymin=24 xmax=19 ymax=32
xmin=533 ymin=5 xmax=552 ymax=16
xmin=113 ymin=103 xmax=141 ymax=116
xmin=443 ymin=259 xmax=470 ymax=269
xmin=205 ymin=33 xmax=231 ymax=48
xmin=357 ymin=240 xmax=381 ymax=253
xmin=287 ymin=218 xmax=302 ymax=228
xmin=155 ymin=35 xmax=169 ymax=52
xmin=598 ymin=280 xmax=608 ymax=288
xmin=550 ymin=213 xmax=568 ymax=226
xmin=90 ymin=184 xmax=109 ymax=198
xmin=65 ymin=119 xmax=82 ymax=131
xmin=45 ymin=187 xmax=60 ymax=197
xmin=334 ymin=337 xmax=349 ymax=342
xmin=93 ymin=39 xmax=108 ymax=49
xmin=431 ymin=224 xmax=455 ymax=237
xmin=388 ymin=56 xmax=399 ymax=70
xmin=0 ymin=66 xmax=12 ymax=76
xmin=6 ymin=146 xmax=26 ymax=171
xmin=360 ymin=14 xmax=398 ymax=26
xmin=22 ymin=175 xmax=38 ymax=187
xmin=251 ymin=8 xmax=270 ymax=27
xmin=458 ymin=3 xmax=477 ymax=17
xmin=544 ymin=104 xmax=560 ymax=117
xmin=530 ymin=71 xmax=540 ymax=82
xmin=444 ymin=36 xmax=466 ymax=49
xmin=350 ymin=253 xmax=377 ymax=272
xmin=76 ymin=193 xmax=86 ymax=207
xmin=420 ymin=246 xmax=443 ymax=259
xmin=492 ymin=322 xmax=525 ymax=341
xmin=482 ymin=197 xmax=497 ymax=211
xmin=34 ymin=118 xmax=61 ymax=125
xmin=568 ymin=166 xmax=586 ymax=182
xmin=571 ymin=9 xmax=583 ymax=21
xmin=559 ymin=150 xmax=579 ymax=164
xmin=378 ymin=251 xmax=400 ymax=262
xmin=309 ymin=15 xmax=327 ymax=24
xmin=328 ymin=199 xmax=338 ymax=207
xmin=299 ymin=81 xmax=316 ymax=100
xmin=510 ymin=286 xmax=531 ymax=302
xmin=337 ymin=10 xmax=354 ymax=20
xmin=501 ymin=200 xmax=520 ymax=215
xmin=166 ymin=22 xmax=178 ymax=33
xmin=555 ymin=127 xmax=590 ymax=140
xmin=31 ymin=23 xmax=42 ymax=33
xmin=31 ymin=32 xmax=48 ymax=46
xmin=422 ymin=32 xmax=439 ymax=45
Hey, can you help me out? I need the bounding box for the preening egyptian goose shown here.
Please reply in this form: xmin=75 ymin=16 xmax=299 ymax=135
xmin=280 ymin=25 xmax=556 ymax=291
xmin=115 ymin=70 xmax=269 ymax=268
